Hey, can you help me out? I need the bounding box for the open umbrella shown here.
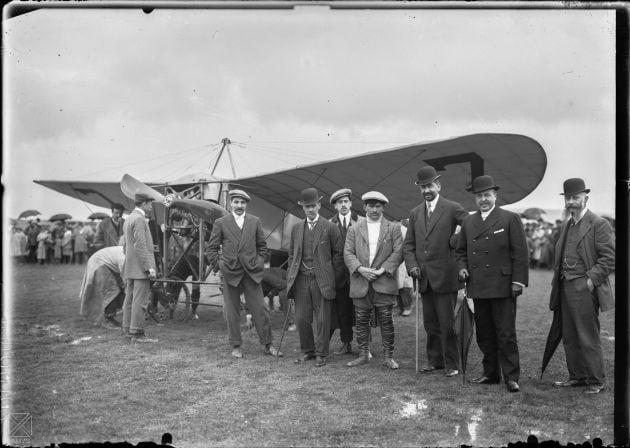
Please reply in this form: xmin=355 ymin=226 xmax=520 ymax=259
xmin=454 ymin=284 xmax=475 ymax=384
xmin=87 ymin=212 xmax=110 ymax=220
xmin=541 ymin=309 xmax=563 ymax=379
xmin=49 ymin=213 xmax=72 ymax=222
xmin=521 ymin=207 xmax=546 ymax=221
xmin=18 ymin=209 xmax=41 ymax=219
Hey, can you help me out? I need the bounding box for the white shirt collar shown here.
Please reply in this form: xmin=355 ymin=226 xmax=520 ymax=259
xmin=307 ymin=214 xmax=319 ymax=224
xmin=571 ymin=207 xmax=588 ymax=223
xmin=480 ymin=205 xmax=496 ymax=220
xmin=134 ymin=207 xmax=146 ymax=217
xmin=425 ymin=194 xmax=439 ymax=210
xmin=338 ymin=212 xmax=350 ymax=223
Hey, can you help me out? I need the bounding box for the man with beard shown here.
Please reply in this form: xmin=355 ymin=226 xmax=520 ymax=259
xmin=122 ymin=193 xmax=158 ymax=343
xmin=549 ymin=178 xmax=614 ymax=395
xmin=403 ymin=166 xmax=468 ymax=377
xmin=207 ymin=189 xmax=282 ymax=358
xmin=344 ymin=191 xmax=403 ymax=369
xmin=286 ymin=188 xmax=344 ymax=367
xmin=329 ymin=188 xmax=359 ymax=355
xmin=456 ymin=175 xmax=529 ymax=392
xmin=94 ymin=202 xmax=125 ymax=250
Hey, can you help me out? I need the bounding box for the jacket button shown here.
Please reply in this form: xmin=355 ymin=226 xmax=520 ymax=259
xmin=485 ymin=264 xmax=490 ymax=267
xmin=485 ymin=237 xmax=489 ymax=240
xmin=472 ymin=251 xmax=477 ymax=255
xmin=472 ymin=239 xmax=477 ymax=242
xmin=472 ymin=265 xmax=477 ymax=268
xmin=485 ymin=251 xmax=489 ymax=254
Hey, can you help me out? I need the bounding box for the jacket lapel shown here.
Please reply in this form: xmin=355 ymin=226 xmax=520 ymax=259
xmin=373 ymin=219 xmax=388 ymax=263
xmin=469 ymin=212 xmax=488 ymax=239
xmin=226 ymin=214 xmax=242 ymax=242
xmin=312 ymin=217 xmax=325 ymax=253
xmin=576 ymin=211 xmax=593 ymax=242
xmin=426 ymin=198 xmax=444 ymax=235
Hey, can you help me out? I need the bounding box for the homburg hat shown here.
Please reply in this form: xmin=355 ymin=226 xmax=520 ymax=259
xmin=298 ymin=187 xmax=323 ymax=206
xmin=330 ymin=188 xmax=352 ymax=204
xmin=228 ymin=189 xmax=251 ymax=202
xmin=560 ymin=178 xmax=590 ymax=195
xmin=361 ymin=191 xmax=389 ymax=204
xmin=468 ymin=175 xmax=500 ymax=194
xmin=415 ymin=166 xmax=441 ymax=186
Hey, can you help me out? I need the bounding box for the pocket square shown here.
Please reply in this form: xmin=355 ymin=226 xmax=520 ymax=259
xmin=493 ymin=228 xmax=505 ymax=234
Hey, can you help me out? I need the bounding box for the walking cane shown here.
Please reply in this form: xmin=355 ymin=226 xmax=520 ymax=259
xmin=415 ymin=277 xmax=419 ymax=375
xmin=276 ymin=298 xmax=294 ymax=359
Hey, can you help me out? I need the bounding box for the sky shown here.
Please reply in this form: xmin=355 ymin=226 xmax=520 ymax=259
xmin=2 ymin=5 xmax=617 ymax=224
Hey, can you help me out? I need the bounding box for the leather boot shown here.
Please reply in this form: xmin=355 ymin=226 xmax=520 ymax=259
xmin=347 ymin=349 xmax=370 ymax=367
xmin=382 ymin=351 xmax=399 ymax=370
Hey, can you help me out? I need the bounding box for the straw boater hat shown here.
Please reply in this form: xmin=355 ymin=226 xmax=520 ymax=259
xmin=228 ymin=189 xmax=251 ymax=202
xmin=361 ymin=191 xmax=389 ymax=204
xmin=415 ymin=166 xmax=442 ymax=186
xmin=298 ymin=188 xmax=323 ymax=206
xmin=468 ymin=175 xmax=500 ymax=194
xmin=330 ymin=188 xmax=352 ymax=204
xmin=560 ymin=178 xmax=590 ymax=196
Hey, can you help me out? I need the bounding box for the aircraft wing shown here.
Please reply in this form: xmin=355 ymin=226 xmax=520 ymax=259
xmin=232 ymin=133 xmax=546 ymax=219
xmin=33 ymin=180 xmax=136 ymax=212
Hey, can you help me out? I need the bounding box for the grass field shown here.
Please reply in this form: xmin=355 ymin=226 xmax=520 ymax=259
xmin=3 ymin=264 xmax=615 ymax=447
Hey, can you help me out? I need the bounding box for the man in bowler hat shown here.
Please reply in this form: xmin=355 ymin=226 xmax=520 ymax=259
xmin=122 ymin=192 xmax=158 ymax=343
xmin=456 ymin=175 xmax=528 ymax=392
xmin=286 ymin=187 xmax=344 ymax=367
xmin=403 ymin=166 xmax=468 ymax=377
xmin=549 ymin=178 xmax=614 ymax=394
xmin=206 ymin=189 xmax=282 ymax=358
xmin=329 ymin=187 xmax=359 ymax=355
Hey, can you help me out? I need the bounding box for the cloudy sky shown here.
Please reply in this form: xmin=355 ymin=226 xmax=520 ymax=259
xmin=3 ymin=5 xmax=617 ymax=222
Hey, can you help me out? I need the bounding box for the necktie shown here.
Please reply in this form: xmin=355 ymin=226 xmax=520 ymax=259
xmin=427 ymin=204 xmax=432 ymax=219
xmin=342 ymin=216 xmax=347 ymax=231
xmin=308 ymin=221 xmax=315 ymax=231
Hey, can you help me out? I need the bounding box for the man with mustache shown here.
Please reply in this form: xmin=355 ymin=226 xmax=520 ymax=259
xmin=456 ymin=175 xmax=529 ymax=392
xmin=286 ymin=187 xmax=344 ymax=367
xmin=403 ymin=166 xmax=468 ymax=377
xmin=207 ymin=189 xmax=282 ymax=358
xmin=549 ymin=178 xmax=615 ymax=395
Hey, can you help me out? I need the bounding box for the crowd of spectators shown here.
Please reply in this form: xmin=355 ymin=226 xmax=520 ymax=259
xmin=10 ymin=218 xmax=98 ymax=265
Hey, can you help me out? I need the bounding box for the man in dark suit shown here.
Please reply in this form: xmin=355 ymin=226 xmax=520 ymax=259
xmin=456 ymin=175 xmax=529 ymax=392
xmin=329 ymin=188 xmax=359 ymax=355
xmin=207 ymin=189 xmax=282 ymax=358
xmin=94 ymin=202 xmax=125 ymax=250
xmin=344 ymin=191 xmax=403 ymax=369
xmin=549 ymin=178 xmax=615 ymax=395
xmin=286 ymin=187 xmax=344 ymax=367
xmin=403 ymin=166 xmax=468 ymax=377
xmin=122 ymin=193 xmax=158 ymax=343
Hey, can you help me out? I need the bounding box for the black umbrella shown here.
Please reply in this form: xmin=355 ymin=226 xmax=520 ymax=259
xmin=541 ymin=309 xmax=563 ymax=379
xmin=87 ymin=212 xmax=109 ymax=220
xmin=454 ymin=284 xmax=475 ymax=384
xmin=18 ymin=209 xmax=41 ymax=219
xmin=49 ymin=213 xmax=72 ymax=222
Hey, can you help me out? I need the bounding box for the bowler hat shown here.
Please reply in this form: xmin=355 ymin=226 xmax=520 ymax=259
xmin=228 ymin=189 xmax=251 ymax=202
xmin=468 ymin=175 xmax=500 ymax=194
xmin=134 ymin=192 xmax=155 ymax=203
xmin=415 ymin=166 xmax=441 ymax=186
xmin=330 ymin=188 xmax=352 ymax=204
xmin=560 ymin=178 xmax=590 ymax=196
xmin=361 ymin=191 xmax=389 ymax=204
xmin=298 ymin=188 xmax=323 ymax=206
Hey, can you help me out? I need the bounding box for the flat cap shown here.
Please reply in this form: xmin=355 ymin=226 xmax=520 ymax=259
xmin=134 ymin=192 xmax=155 ymax=202
xmin=361 ymin=191 xmax=389 ymax=204
xmin=228 ymin=189 xmax=251 ymax=202
xmin=330 ymin=188 xmax=352 ymax=204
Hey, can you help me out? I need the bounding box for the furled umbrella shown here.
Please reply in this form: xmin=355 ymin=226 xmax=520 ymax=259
xmin=454 ymin=284 xmax=475 ymax=384
xmin=540 ymin=308 xmax=563 ymax=379
xmin=17 ymin=209 xmax=41 ymax=219
xmin=521 ymin=207 xmax=547 ymax=221
xmin=49 ymin=213 xmax=73 ymax=222
xmin=87 ymin=212 xmax=110 ymax=220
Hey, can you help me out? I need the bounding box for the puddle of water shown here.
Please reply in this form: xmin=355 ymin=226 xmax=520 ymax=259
xmin=400 ymin=399 xmax=428 ymax=418
xmin=70 ymin=336 xmax=92 ymax=345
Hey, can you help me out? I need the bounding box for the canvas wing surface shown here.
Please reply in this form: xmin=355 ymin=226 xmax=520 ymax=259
xmin=232 ymin=133 xmax=546 ymax=219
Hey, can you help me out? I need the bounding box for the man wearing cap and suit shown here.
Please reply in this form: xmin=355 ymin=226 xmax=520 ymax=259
xmin=286 ymin=187 xmax=344 ymax=367
xmin=549 ymin=178 xmax=614 ymax=395
xmin=344 ymin=191 xmax=403 ymax=369
xmin=329 ymin=187 xmax=359 ymax=355
xmin=456 ymin=175 xmax=528 ymax=392
xmin=122 ymin=192 xmax=158 ymax=343
xmin=207 ymin=189 xmax=281 ymax=358
xmin=403 ymin=166 xmax=468 ymax=377
xmin=94 ymin=202 xmax=126 ymax=250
